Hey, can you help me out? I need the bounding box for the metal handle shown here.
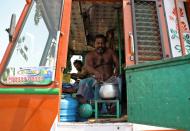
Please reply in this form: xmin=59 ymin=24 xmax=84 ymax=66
xmin=129 ymin=32 xmax=134 ymax=61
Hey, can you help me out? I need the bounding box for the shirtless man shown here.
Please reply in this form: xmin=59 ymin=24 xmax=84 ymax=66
xmin=85 ymin=34 xmax=119 ymax=81
xmin=71 ymin=60 xmax=89 ymax=80
xmin=76 ymin=34 xmax=119 ymax=103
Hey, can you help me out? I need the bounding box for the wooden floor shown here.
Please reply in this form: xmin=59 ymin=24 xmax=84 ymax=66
xmin=88 ymin=115 xmax=128 ymax=123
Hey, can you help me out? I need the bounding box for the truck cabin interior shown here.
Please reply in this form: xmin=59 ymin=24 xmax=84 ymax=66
xmin=61 ymin=0 xmax=127 ymax=122
xmin=67 ymin=0 xmax=124 ymax=60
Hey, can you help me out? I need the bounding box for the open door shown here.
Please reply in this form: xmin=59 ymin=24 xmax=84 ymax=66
xmin=125 ymin=0 xmax=190 ymax=130
xmin=123 ymin=0 xmax=171 ymax=66
xmin=0 ymin=0 xmax=72 ymax=130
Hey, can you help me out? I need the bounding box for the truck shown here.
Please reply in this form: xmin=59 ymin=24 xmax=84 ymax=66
xmin=0 ymin=0 xmax=190 ymax=130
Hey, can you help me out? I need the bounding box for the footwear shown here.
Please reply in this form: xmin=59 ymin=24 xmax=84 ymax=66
xmin=107 ymin=104 xmax=116 ymax=114
xmin=76 ymin=95 xmax=87 ymax=104
xmin=100 ymin=103 xmax=108 ymax=114
xmin=62 ymin=87 xmax=77 ymax=93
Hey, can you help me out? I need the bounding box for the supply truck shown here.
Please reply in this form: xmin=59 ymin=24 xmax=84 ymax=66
xmin=0 ymin=0 xmax=190 ymax=130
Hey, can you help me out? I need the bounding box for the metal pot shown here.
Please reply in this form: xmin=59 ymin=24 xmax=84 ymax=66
xmin=99 ymin=83 xmax=118 ymax=99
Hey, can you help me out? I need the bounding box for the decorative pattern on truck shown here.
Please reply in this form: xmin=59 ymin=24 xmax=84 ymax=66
xmin=164 ymin=0 xmax=190 ymax=57
xmin=1 ymin=67 xmax=53 ymax=85
xmin=134 ymin=0 xmax=163 ymax=63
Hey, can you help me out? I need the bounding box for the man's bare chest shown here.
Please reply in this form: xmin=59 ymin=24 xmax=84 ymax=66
xmin=93 ymin=54 xmax=112 ymax=68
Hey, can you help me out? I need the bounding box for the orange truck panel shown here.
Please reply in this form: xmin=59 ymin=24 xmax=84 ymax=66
xmin=0 ymin=95 xmax=59 ymax=131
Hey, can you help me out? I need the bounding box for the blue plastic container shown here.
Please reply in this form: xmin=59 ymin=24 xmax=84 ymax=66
xmin=60 ymin=94 xmax=78 ymax=122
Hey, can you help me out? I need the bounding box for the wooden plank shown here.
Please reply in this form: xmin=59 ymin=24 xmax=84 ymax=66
xmin=88 ymin=115 xmax=127 ymax=123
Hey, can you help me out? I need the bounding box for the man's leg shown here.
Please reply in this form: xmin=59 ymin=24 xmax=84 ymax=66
xmin=76 ymin=77 xmax=96 ymax=103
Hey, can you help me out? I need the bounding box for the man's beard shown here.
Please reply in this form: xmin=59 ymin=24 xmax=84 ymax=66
xmin=96 ymin=48 xmax=105 ymax=54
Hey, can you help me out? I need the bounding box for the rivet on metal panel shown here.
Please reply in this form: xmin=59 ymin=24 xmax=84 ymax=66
xmin=158 ymin=4 xmax=162 ymax=7
xmin=166 ymin=54 xmax=170 ymax=58
xmin=128 ymin=75 xmax=132 ymax=83
xmin=130 ymin=56 xmax=134 ymax=61
xmin=60 ymin=32 xmax=64 ymax=36
xmin=55 ymin=81 xmax=59 ymax=86
xmin=127 ymin=2 xmax=131 ymax=5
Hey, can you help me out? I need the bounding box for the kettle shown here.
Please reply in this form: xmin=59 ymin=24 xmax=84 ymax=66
xmin=99 ymin=82 xmax=119 ymax=99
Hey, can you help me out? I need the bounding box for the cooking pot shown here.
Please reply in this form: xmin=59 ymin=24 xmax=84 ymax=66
xmin=99 ymin=82 xmax=119 ymax=99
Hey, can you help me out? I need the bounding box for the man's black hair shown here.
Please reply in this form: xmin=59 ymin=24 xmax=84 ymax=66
xmin=95 ymin=34 xmax=106 ymax=43
xmin=106 ymin=29 xmax=114 ymax=38
xmin=73 ymin=60 xmax=83 ymax=66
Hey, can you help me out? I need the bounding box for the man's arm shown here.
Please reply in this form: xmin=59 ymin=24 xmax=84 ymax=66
xmin=85 ymin=52 xmax=103 ymax=81
xmin=85 ymin=52 xmax=98 ymax=74
xmin=77 ymin=67 xmax=89 ymax=79
xmin=112 ymin=50 xmax=119 ymax=76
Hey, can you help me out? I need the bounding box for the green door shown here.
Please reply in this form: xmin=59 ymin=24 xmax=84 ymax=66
xmin=125 ymin=55 xmax=190 ymax=130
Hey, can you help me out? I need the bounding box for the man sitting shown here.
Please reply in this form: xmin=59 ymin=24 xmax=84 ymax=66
xmin=62 ymin=60 xmax=90 ymax=93
xmin=71 ymin=60 xmax=90 ymax=80
xmin=76 ymin=34 xmax=119 ymax=103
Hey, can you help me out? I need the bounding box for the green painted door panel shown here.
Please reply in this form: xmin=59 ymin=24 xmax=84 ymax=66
xmin=125 ymin=55 xmax=190 ymax=130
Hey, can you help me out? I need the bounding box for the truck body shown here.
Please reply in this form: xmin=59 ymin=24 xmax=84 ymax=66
xmin=0 ymin=0 xmax=190 ymax=130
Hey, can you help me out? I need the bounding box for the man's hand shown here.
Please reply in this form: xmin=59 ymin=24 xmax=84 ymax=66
xmin=113 ymin=70 xmax=119 ymax=77
xmin=94 ymin=71 xmax=104 ymax=82
xmin=71 ymin=73 xmax=78 ymax=80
